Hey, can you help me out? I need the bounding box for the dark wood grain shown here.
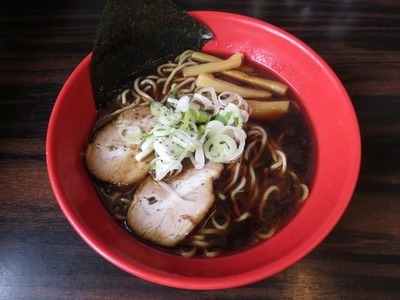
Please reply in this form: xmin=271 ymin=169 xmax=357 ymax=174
xmin=1 ymin=0 xmax=399 ymax=299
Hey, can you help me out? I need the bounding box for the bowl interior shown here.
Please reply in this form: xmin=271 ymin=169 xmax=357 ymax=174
xmin=46 ymin=11 xmax=361 ymax=290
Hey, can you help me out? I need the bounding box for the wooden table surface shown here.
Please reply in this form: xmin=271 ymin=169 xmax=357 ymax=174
xmin=1 ymin=0 xmax=399 ymax=298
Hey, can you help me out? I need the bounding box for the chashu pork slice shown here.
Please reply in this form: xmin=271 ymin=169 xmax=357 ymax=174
xmin=85 ymin=105 xmax=156 ymax=185
xmin=127 ymin=162 xmax=224 ymax=247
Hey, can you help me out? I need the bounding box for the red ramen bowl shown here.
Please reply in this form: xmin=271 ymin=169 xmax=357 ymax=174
xmin=46 ymin=11 xmax=361 ymax=290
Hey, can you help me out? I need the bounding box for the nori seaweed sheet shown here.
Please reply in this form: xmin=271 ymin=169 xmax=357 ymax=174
xmin=91 ymin=0 xmax=213 ymax=111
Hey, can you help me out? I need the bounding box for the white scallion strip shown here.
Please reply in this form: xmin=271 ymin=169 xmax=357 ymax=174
xmin=135 ymin=135 xmax=156 ymax=161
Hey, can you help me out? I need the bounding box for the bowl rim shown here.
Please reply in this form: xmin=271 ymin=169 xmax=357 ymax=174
xmin=46 ymin=10 xmax=361 ymax=290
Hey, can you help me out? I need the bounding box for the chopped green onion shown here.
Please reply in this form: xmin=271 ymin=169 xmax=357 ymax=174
xmin=171 ymin=88 xmax=179 ymax=99
xmin=215 ymin=111 xmax=233 ymax=125
xmin=195 ymin=110 xmax=211 ymax=123
xmin=128 ymin=88 xmax=249 ymax=180
xmin=150 ymin=101 xmax=164 ymax=116
xmin=204 ymin=134 xmax=238 ymax=163
xmin=180 ymin=110 xmax=192 ymax=131
xmin=117 ymin=124 xmax=143 ymax=145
